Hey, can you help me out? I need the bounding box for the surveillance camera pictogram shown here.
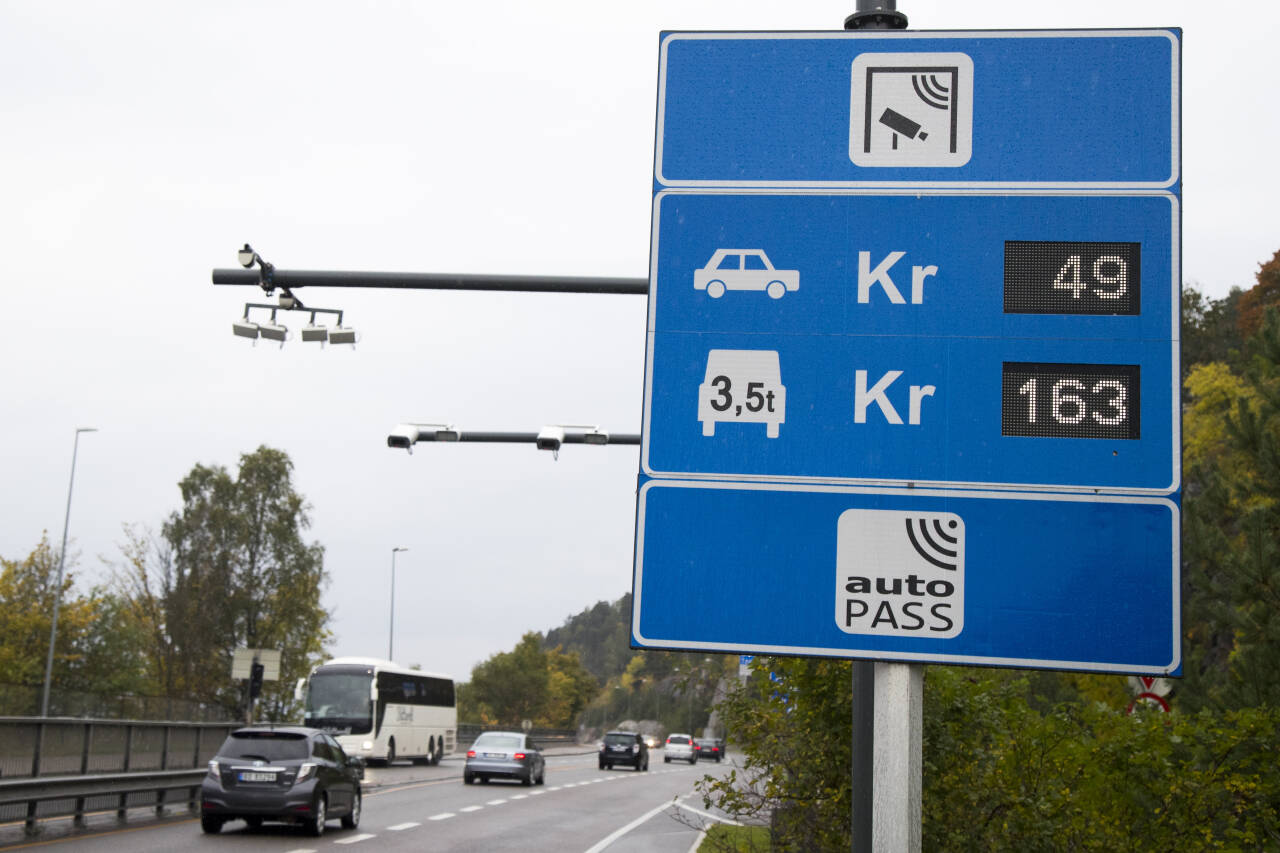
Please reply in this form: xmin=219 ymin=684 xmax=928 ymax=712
xmin=849 ymin=52 xmax=974 ymax=168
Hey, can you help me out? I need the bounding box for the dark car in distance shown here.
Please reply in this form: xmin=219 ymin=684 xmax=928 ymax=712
xmin=200 ymin=726 xmax=363 ymax=836
xmin=697 ymin=737 xmax=726 ymax=762
xmin=598 ymin=730 xmax=649 ymax=771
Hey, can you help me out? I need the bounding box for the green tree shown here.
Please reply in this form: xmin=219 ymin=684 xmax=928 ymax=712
xmin=465 ymin=633 xmax=549 ymax=725
xmin=1235 ymin=250 xmax=1280 ymax=339
xmin=698 ymin=656 xmax=853 ymax=852
xmin=0 ymin=534 xmax=149 ymax=712
xmin=543 ymin=594 xmax=633 ymax=682
xmin=702 ymin=663 xmax=1280 ymax=851
xmin=1182 ymin=284 xmax=1245 ymax=381
xmin=543 ymin=645 xmax=599 ymax=727
xmin=0 ymin=535 xmax=94 ymax=702
xmin=461 ymin=633 xmax=599 ymax=728
xmin=61 ymin=588 xmax=152 ymax=698
xmin=119 ymin=446 xmax=330 ymax=719
xmin=1182 ymin=308 xmax=1280 ymax=710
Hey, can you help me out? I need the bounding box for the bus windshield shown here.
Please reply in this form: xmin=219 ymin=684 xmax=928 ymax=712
xmin=305 ymin=668 xmax=374 ymax=735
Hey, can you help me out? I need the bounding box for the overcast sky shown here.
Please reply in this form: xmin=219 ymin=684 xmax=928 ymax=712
xmin=2 ymin=1 xmax=1275 ymax=686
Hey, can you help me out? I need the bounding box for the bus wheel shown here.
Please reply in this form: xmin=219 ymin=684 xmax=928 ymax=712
xmin=432 ymin=739 xmax=443 ymax=766
xmin=412 ymin=739 xmax=432 ymax=766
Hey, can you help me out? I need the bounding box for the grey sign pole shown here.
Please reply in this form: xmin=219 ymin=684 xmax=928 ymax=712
xmin=841 ymin=5 xmax=916 ymax=851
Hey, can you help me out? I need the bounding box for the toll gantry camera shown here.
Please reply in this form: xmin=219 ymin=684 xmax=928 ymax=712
xmin=387 ymin=424 xmax=419 ymax=453
xmin=386 ymin=423 xmax=461 ymax=454
xmin=535 ymin=426 xmax=565 ymax=454
xmin=228 ymin=245 xmax=357 ymax=348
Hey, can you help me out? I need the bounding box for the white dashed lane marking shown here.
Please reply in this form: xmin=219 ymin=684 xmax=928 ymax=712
xmin=460 ymin=805 xmax=483 ymax=813
xmin=387 ymin=822 xmax=420 ymax=830
xmin=334 ymin=833 xmax=377 ymax=845
xmin=428 ymin=812 xmax=455 ymax=821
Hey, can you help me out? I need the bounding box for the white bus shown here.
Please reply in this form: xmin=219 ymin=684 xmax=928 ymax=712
xmin=299 ymin=657 xmax=456 ymax=766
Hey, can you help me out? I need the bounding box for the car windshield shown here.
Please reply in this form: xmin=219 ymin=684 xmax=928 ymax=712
xmin=473 ymin=733 xmax=521 ymax=749
xmin=668 ymin=736 xmax=690 ymax=744
xmin=604 ymin=734 xmax=635 ymax=745
xmin=218 ymin=732 xmax=309 ymax=761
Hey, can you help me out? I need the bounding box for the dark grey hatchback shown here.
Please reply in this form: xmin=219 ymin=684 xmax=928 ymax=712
xmin=599 ymin=730 xmax=649 ymax=771
xmin=200 ymin=726 xmax=363 ymax=836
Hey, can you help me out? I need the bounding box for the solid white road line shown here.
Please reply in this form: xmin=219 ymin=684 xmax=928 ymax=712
xmin=673 ymin=801 xmax=743 ymax=826
xmin=582 ymin=800 xmax=674 ymax=853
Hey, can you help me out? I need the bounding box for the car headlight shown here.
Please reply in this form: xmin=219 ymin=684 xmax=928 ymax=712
xmin=207 ymin=759 xmax=220 ymax=781
xmin=295 ymin=763 xmax=318 ymax=784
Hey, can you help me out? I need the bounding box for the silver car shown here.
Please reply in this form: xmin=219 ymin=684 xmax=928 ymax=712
xmin=464 ymin=732 xmax=545 ymax=786
xmin=664 ymin=733 xmax=698 ymax=764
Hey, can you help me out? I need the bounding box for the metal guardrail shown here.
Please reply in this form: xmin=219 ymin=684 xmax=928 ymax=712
xmin=0 ymin=717 xmax=234 ymax=836
xmin=0 ymin=769 xmax=205 ymax=834
xmin=455 ymin=725 xmax=579 ymax=747
xmin=0 ymin=717 xmax=238 ymax=780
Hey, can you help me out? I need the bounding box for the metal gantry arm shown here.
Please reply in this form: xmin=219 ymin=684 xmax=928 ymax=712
xmin=213 ymin=266 xmax=649 ymax=296
xmin=387 ymin=423 xmax=640 ymax=458
xmin=217 ymin=244 xmax=647 ymax=348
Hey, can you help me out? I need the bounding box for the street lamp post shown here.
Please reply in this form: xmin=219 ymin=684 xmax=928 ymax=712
xmin=389 ymin=547 xmax=408 ymax=661
xmin=41 ymin=427 xmax=97 ymax=718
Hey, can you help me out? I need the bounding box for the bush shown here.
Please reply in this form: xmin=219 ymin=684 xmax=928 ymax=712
xmin=700 ymin=661 xmax=1280 ymax=851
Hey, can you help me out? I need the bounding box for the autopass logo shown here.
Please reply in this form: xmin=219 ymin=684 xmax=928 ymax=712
xmin=834 ymin=508 xmax=964 ymax=638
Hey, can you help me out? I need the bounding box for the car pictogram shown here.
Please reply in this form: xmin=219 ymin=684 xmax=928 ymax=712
xmin=693 ymin=249 xmax=799 ymax=299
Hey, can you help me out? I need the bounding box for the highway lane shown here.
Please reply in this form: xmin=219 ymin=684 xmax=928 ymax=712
xmin=1 ymin=750 xmax=741 ymax=852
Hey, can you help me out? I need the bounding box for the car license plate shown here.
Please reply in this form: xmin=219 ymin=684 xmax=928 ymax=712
xmin=238 ymin=771 xmax=275 ymax=782
xmin=484 ymin=752 xmax=506 ymax=758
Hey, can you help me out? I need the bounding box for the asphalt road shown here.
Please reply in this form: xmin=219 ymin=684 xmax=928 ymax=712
xmin=0 ymin=748 xmax=742 ymax=852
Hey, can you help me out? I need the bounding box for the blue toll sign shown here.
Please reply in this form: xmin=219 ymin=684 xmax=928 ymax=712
xmin=656 ymin=30 xmax=1178 ymax=187
xmin=641 ymin=192 xmax=1178 ymax=492
xmin=635 ymin=29 xmax=1181 ymax=674
xmin=633 ymin=481 xmax=1180 ymax=675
